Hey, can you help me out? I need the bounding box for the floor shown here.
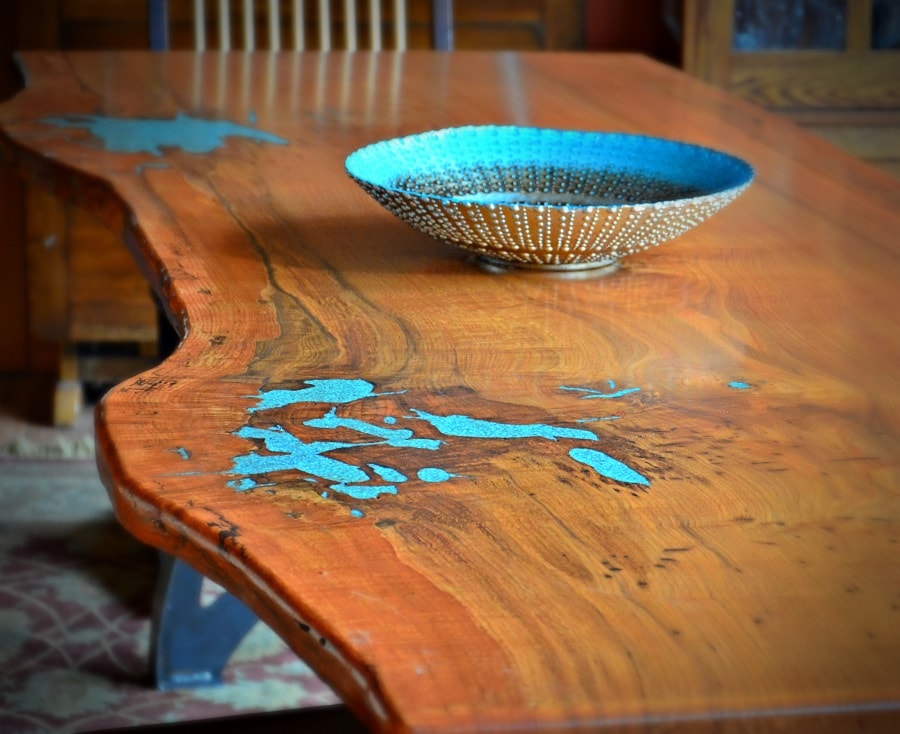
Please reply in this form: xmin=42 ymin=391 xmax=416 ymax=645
xmin=0 ymin=372 xmax=367 ymax=733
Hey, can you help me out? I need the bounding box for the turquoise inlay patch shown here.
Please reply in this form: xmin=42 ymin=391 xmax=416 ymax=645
xmin=231 ymin=425 xmax=373 ymax=483
xmin=729 ymin=381 xmax=751 ymax=390
xmin=330 ymin=483 xmax=399 ymax=500
xmin=369 ymin=464 xmax=408 ymax=483
xmin=225 ymin=378 xmax=654 ymax=509
xmin=350 ymin=509 xmax=365 ymax=518
xmin=418 ymin=467 xmax=454 ymax=483
xmin=42 ymin=112 xmax=287 ymax=157
xmin=228 ymin=408 xmax=454 ymax=502
xmin=561 ymin=384 xmax=641 ymax=400
xmin=171 ymin=447 xmax=190 ymax=460
xmin=409 ymin=409 xmax=597 ymax=442
xmin=249 ymin=379 xmax=404 ymax=412
xmin=569 ymin=448 xmax=649 ymax=486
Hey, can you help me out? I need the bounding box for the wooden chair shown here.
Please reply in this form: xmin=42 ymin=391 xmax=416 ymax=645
xmin=148 ymin=0 xmax=454 ymax=51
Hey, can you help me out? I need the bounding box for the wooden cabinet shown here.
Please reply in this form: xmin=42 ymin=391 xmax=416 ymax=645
xmin=682 ymin=0 xmax=900 ymax=177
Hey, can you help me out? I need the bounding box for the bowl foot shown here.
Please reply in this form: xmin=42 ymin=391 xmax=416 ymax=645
xmin=474 ymin=255 xmax=621 ymax=279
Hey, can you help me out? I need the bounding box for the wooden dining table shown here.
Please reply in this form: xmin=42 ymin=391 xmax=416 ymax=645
xmin=1 ymin=50 xmax=898 ymax=733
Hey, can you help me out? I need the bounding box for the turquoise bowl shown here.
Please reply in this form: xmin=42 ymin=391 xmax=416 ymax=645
xmin=345 ymin=126 xmax=753 ymax=274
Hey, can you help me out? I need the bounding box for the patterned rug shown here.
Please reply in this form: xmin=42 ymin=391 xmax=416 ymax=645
xmin=0 ymin=455 xmax=339 ymax=733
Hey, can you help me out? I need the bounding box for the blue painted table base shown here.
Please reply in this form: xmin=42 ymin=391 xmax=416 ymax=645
xmin=151 ymin=553 xmax=259 ymax=690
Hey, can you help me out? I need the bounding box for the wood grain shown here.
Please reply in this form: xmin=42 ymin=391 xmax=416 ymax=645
xmin=729 ymin=53 xmax=900 ymax=110
xmin=1 ymin=51 xmax=898 ymax=733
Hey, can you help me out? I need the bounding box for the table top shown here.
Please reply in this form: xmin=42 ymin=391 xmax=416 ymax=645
xmin=2 ymin=50 xmax=898 ymax=733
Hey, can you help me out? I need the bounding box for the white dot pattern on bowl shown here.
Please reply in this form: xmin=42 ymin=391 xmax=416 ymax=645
xmin=346 ymin=126 xmax=753 ymax=270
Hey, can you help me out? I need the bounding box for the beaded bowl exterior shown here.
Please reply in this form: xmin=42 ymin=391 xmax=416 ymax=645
xmin=345 ymin=126 xmax=754 ymax=272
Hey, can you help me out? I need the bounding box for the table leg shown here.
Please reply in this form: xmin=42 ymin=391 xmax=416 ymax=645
xmin=151 ymin=553 xmax=259 ymax=690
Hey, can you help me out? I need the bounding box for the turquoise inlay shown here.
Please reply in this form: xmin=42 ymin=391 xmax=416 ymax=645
xmin=369 ymin=464 xmax=408 ymax=483
xmin=410 ymin=409 xmax=598 ymax=442
xmin=225 ymin=378 xmax=656 ymax=509
xmin=569 ymin=447 xmax=649 ymax=486
xmin=330 ymin=483 xmax=399 ymax=500
xmin=228 ymin=408 xmax=454 ymax=501
xmin=418 ymin=467 xmax=454 ymax=483
xmin=248 ymin=111 xmax=258 ymax=124
xmin=729 ymin=381 xmax=751 ymax=390
xmin=227 ymin=477 xmax=258 ymax=491
xmin=350 ymin=509 xmax=365 ymax=518
xmin=560 ymin=384 xmax=641 ymax=400
xmin=230 ymin=425 xmax=373 ymax=483
xmin=321 ymin=490 xmax=330 ymax=498
xmin=42 ymin=112 xmax=287 ymax=157
xmin=305 ymin=408 xmax=442 ymax=450
xmin=171 ymin=447 xmax=190 ymax=460
xmin=249 ymin=379 xmax=404 ymax=412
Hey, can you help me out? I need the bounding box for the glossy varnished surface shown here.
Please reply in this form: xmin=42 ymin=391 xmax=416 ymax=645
xmin=1 ymin=52 xmax=898 ymax=732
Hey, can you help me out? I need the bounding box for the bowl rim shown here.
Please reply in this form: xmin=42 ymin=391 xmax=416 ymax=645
xmin=345 ymin=125 xmax=755 ymax=212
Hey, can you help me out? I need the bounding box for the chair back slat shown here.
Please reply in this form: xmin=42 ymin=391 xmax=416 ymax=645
xmin=268 ymin=0 xmax=281 ymax=50
xmin=151 ymin=0 xmax=451 ymax=52
xmin=318 ymin=0 xmax=331 ymax=51
xmin=344 ymin=0 xmax=358 ymax=51
xmin=148 ymin=0 xmax=170 ymax=49
xmin=367 ymin=0 xmax=381 ymax=51
xmin=243 ymin=0 xmax=255 ymax=50
xmin=292 ymin=0 xmax=305 ymax=49
xmin=432 ymin=0 xmax=452 ymax=50
xmin=218 ymin=0 xmax=231 ymax=51
xmin=194 ymin=0 xmax=207 ymax=50
xmin=393 ymin=0 xmax=407 ymax=50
